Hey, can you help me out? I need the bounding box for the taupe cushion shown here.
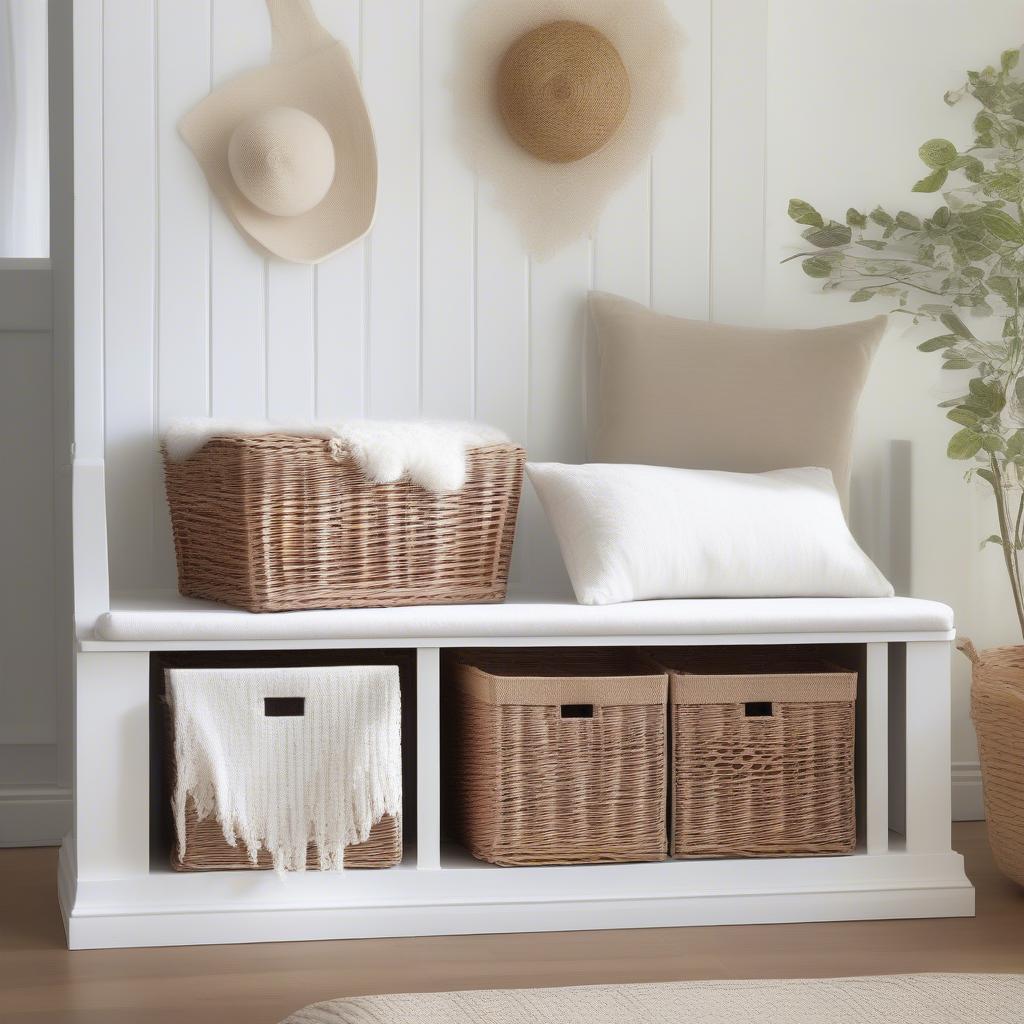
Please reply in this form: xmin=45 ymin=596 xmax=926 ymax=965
xmin=586 ymin=292 xmax=887 ymax=503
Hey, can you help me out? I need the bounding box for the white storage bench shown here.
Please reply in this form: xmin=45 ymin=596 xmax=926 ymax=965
xmin=60 ymin=592 xmax=974 ymax=950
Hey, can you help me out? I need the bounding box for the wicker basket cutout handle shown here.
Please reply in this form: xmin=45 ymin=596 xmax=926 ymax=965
xmin=264 ymin=697 xmax=306 ymax=717
xmin=560 ymin=703 xmax=594 ymax=719
xmin=744 ymin=701 xmax=774 ymax=718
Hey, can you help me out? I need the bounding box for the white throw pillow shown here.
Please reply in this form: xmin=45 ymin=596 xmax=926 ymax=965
xmin=527 ymin=462 xmax=894 ymax=605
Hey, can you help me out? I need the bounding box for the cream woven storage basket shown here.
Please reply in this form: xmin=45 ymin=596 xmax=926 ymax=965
xmin=445 ymin=650 xmax=669 ymax=866
xmin=162 ymin=435 xmax=525 ymax=612
xmin=649 ymin=648 xmax=857 ymax=859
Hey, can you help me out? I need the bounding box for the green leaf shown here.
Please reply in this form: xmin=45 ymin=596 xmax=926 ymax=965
xmin=850 ymin=288 xmax=875 ymax=302
xmin=919 ymin=138 xmax=958 ymax=169
xmin=802 ymin=256 xmax=834 ymax=279
xmin=947 ymin=407 xmax=979 ymax=427
xmin=989 ymin=276 xmax=1021 ymax=304
xmin=919 ymin=334 xmax=957 ymax=352
xmin=968 ymin=377 xmax=1005 ymax=413
xmin=943 ymin=357 xmax=973 ymax=370
xmin=802 ymin=221 xmax=853 ymax=248
xmin=981 ymin=434 xmax=1004 ymax=453
xmin=857 ymin=239 xmax=887 ymax=250
xmin=948 ymin=428 xmax=984 ymax=459
xmin=981 ymin=534 xmax=1005 ymax=550
xmin=983 ymin=170 xmax=1024 ymax=203
xmin=941 ymin=312 xmax=974 ymax=338
xmin=1002 ymin=48 xmax=1020 ymax=72
xmin=1007 ymin=430 xmax=1024 ymax=458
xmin=846 ymin=208 xmax=868 ymax=228
xmin=913 ymin=168 xmax=948 ymax=193
xmin=896 ymin=211 xmax=922 ymax=230
xmin=951 ymin=154 xmax=984 ymax=182
xmin=788 ymin=198 xmax=824 ymax=228
xmin=1015 ymin=377 xmax=1024 ymax=406
xmin=981 ymin=209 xmax=1024 ymax=244
xmin=976 ymin=467 xmax=997 ymax=486
xmin=933 ymin=206 xmax=951 ymax=227
xmin=870 ymin=207 xmax=894 ymax=227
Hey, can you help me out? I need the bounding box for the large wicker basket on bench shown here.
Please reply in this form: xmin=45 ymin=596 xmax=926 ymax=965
xmin=162 ymin=435 xmax=525 ymax=612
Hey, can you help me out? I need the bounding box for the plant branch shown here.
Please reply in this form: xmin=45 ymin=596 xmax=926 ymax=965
xmin=989 ymin=456 xmax=1024 ymax=638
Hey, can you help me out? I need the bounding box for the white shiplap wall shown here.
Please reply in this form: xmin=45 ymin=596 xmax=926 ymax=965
xmin=89 ymin=0 xmax=730 ymax=597
xmin=77 ymin=0 xmax=1024 ymax=794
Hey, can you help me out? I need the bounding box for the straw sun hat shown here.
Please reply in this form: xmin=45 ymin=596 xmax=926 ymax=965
xmin=178 ymin=0 xmax=376 ymax=265
xmin=497 ymin=20 xmax=632 ymax=163
xmin=456 ymin=0 xmax=683 ymax=258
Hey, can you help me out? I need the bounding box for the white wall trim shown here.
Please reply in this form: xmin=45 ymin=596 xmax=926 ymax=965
xmin=0 ymin=785 xmax=72 ymax=847
xmin=952 ymin=761 xmax=984 ymax=822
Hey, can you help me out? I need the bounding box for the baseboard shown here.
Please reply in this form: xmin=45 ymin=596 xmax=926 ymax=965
xmin=0 ymin=785 xmax=72 ymax=846
xmin=952 ymin=762 xmax=984 ymax=822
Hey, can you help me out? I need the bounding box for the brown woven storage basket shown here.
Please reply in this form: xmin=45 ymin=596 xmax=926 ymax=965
xmin=649 ymin=648 xmax=857 ymax=859
xmin=445 ymin=649 xmax=669 ymax=866
xmin=173 ymin=798 xmax=401 ymax=871
xmin=960 ymin=640 xmax=1024 ymax=886
xmin=162 ymin=435 xmax=525 ymax=612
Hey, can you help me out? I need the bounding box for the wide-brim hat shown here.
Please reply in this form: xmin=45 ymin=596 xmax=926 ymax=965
xmin=454 ymin=0 xmax=683 ymax=259
xmin=178 ymin=1 xmax=376 ymax=265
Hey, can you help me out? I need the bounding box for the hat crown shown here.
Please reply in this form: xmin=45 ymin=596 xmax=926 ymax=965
xmin=228 ymin=106 xmax=336 ymax=218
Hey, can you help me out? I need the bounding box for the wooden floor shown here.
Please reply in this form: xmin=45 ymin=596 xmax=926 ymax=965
xmin=0 ymin=823 xmax=1021 ymax=1024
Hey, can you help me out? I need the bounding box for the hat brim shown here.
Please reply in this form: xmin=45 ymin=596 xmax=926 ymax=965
xmin=179 ymin=43 xmax=377 ymax=265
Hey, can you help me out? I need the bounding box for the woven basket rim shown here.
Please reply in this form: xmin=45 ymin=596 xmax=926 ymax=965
xmin=161 ymin=435 xmax=525 ymax=459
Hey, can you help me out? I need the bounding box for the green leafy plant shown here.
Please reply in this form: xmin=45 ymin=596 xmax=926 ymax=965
xmin=785 ymin=45 xmax=1024 ymax=635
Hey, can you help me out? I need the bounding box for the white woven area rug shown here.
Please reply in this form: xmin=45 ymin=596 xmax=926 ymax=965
xmin=282 ymin=974 xmax=1023 ymax=1024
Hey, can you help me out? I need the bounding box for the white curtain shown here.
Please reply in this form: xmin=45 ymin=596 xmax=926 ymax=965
xmin=0 ymin=0 xmax=48 ymax=258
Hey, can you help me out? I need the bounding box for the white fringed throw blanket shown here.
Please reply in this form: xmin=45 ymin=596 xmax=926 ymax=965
xmin=167 ymin=666 xmax=402 ymax=873
xmin=162 ymin=418 xmax=509 ymax=493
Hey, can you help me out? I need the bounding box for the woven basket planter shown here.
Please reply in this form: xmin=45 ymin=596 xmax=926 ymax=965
xmin=648 ymin=648 xmax=857 ymax=859
xmin=162 ymin=435 xmax=525 ymax=612
xmin=960 ymin=640 xmax=1024 ymax=887
xmin=445 ymin=650 xmax=669 ymax=866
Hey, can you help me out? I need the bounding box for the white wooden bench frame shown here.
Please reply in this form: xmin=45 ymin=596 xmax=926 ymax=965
xmin=61 ymin=577 xmax=974 ymax=949
xmin=60 ymin=1 xmax=973 ymax=946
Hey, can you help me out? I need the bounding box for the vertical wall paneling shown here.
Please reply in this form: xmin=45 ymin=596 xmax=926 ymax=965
xmin=154 ymin=0 xmax=212 ymax=584
xmin=266 ymin=263 xmax=316 ymax=419
xmin=313 ymin=0 xmax=365 ymax=420
xmin=50 ymin=0 xmax=76 ymax=814
xmin=72 ymin=0 xmax=104 ymax=464
xmin=102 ymin=0 xmax=157 ymax=592
xmin=362 ymin=0 xmax=422 ymax=418
xmin=652 ymin=0 xmax=712 ymax=318
xmin=156 ymin=1 xmax=211 ymax=424
xmin=519 ymin=240 xmax=592 ymax=594
xmin=420 ymin=0 xmax=476 ymax=420
xmin=0 ymin=331 xmax=56 ymax=745
xmin=473 ymin=196 xmax=529 ymax=444
xmin=209 ymin=0 xmax=269 ymax=418
xmin=709 ymin=0 xmax=768 ymax=323
xmin=592 ymin=169 xmax=651 ymax=306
